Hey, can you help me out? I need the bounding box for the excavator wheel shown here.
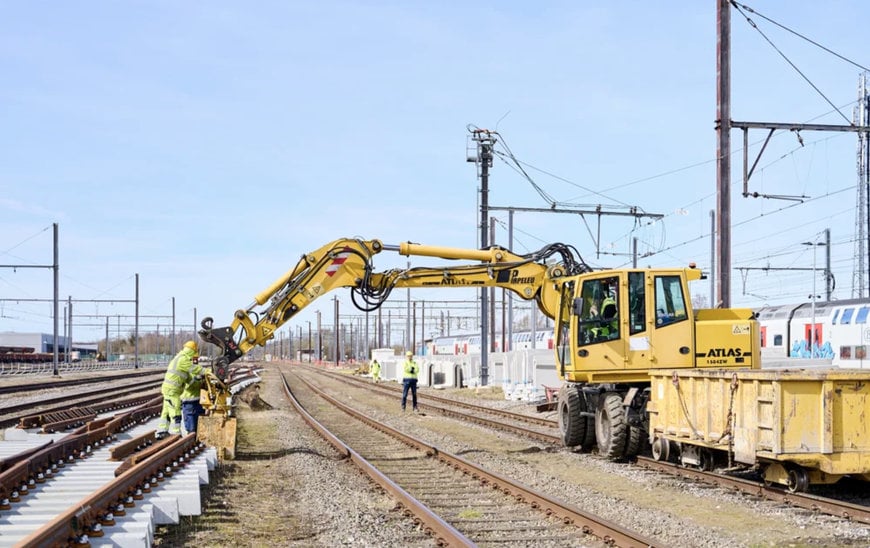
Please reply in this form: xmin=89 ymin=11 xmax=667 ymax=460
xmin=595 ymin=393 xmax=629 ymax=461
xmin=624 ymin=423 xmax=644 ymax=459
xmin=557 ymin=385 xmax=595 ymax=450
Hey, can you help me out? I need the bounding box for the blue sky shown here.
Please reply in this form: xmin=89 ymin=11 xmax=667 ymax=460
xmin=2 ymin=1 xmax=870 ymax=347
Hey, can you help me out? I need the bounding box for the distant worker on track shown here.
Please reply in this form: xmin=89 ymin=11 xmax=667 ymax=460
xmin=156 ymin=340 xmax=202 ymax=439
xmin=371 ymin=358 xmax=381 ymax=383
xmin=401 ymin=351 xmax=419 ymax=412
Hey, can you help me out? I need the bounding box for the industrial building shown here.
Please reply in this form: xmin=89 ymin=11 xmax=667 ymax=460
xmin=0 ymin=332 xmax=98 ymax=357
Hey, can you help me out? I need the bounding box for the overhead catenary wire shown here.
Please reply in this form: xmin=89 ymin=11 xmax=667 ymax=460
xmin=483 ymin=87 xmax=858 ymax=265
xmin=466 ymin=6 xmax=866 ymax=294
xmin=731 ymin=1 xmax=855 ymax=125
xmin=731 ymin=2 xmax=870 ymax=74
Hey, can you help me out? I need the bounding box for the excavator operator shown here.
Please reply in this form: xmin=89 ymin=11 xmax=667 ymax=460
xmin=584 ymin=279 xmax=619 ymax=342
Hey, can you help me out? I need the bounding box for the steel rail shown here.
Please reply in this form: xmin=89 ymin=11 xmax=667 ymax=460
xmin=289 ymin=370 xmax=656 ymax=548
xmin=21 ymin=434 xmax=204 ymax=546
xmin=636 ymin=456 xmax=870 ymax=525
xmin=305 ymin=365 xmax=558 ymax=428
xmin=0 ymin=369 xmax=162 ymax=395
xmin=0 ymin=380 xmax=162 ymax=428
xmin=278 ymin=372 xmax=473 ymax=547
xmin=32 ymin=393 xmax=158 ymax=432
xmin=304 ymin=369 xmax=562 ymax=445
xmin=0 ymin=399 xmax=162 ymax=504
xmin=316 ymin=368 xmax=870 ymax=529
xmin=2 ymin=377 xmax=162 ymax=416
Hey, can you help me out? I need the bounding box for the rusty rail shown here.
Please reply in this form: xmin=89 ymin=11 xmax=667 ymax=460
xmin=279 ymin=373 xmax=474 ymax=547
xmin=21 ymin=434 xmax=204 ymax=546
xmin=0 ymin=399 xmax=162 ymax=503
xmin=637 ymin=457 xmax=870 ymax=525
xmin=308 ymin=364 xmax=558 ymax=428
xmin=0 ymin=369 xmax=162 ymax=395
xmin=288 ymin=371 xmax=657 ymax=548
xmin=17 ymin=390 xmax=161 ymax=429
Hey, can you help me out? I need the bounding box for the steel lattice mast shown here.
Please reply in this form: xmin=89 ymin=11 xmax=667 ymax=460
xmin=853 ymin=73 xmax=870 ymax=299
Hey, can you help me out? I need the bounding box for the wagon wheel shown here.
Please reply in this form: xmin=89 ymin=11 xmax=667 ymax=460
xmin=699 ymin=448 xmax=716 ymax=472
xmin=651 ymin=436 xmax=670 ymax=462
xmin=557 ymin=385 xmax=595 ymax=450
xmin=786 ymin=465 xmax=810 ymax=493
xmin=595 ymin=393 xmax=628 ymax=461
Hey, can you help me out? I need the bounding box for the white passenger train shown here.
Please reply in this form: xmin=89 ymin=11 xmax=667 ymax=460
xmin=427 ymin=301 xmax=870 ymax=369
xmin=755 ymin=298 xmax=870 ymax=367
xmin=427 ymin=329 xmax=555 ymax=355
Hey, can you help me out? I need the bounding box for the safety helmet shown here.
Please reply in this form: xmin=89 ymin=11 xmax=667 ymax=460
xmin=406 ymin=351 xmax=413 ymax=356
xmin=184 ymin=340 xmax=198 ymax=352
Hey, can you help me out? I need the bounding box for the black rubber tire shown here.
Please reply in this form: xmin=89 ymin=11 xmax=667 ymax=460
xmin=595 ymin=393 xmax=629 ymax=461
xmin=625 ymin=424 xmax=644 ymax=458
xmin=558 ymin=385 xmax=593 ymax=449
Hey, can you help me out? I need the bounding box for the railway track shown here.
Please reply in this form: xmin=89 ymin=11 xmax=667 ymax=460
xmin=283 ymin=367 xmax=656 ymax=547
xmin=0 ymin=369 xmax=162 ymax=395
xmin=0 ymin=402 xmax=216 ymax=546
xmin=636 ymin=456 xmax=870 ymax=525
xmin=308 ymin=366 xmax=560 ymax=442
xmin=301 ymin=365 xmax=870 ymax=529
xmin=0 ymin=378 xmax=163 ymax=429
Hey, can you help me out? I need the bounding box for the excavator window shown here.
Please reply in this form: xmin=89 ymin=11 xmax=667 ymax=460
xmin=556 ymin=281 xmax=574 ymax=374
xmin=576 ymin=276 xmax=620 ymax=345
xmin=654 ymin=275 xmax=688 ymax=327
xmin=628 ymin=272 xmax=646 ymax=334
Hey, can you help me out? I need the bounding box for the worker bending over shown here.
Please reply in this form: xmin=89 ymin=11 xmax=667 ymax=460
xmin=156 ymin=340 xmax=203 ymax=439
xmin=181 ymin=356 xmax=209 ymax=434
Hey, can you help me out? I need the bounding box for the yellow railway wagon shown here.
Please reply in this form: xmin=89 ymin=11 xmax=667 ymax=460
xmin=646 ymin=368 xmax=870 ymax=492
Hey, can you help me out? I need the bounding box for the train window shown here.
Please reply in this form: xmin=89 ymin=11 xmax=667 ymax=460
xmin=857 ymin=307 xmax=870 ymax=324
xmin=774 ymin=334 xmax=783 ymax=346
xmin=832 ymin=309 xmax=840 ymax=324
xmin=654 ymin=275 xmax=687 ymax=327
xmin=842 ymin=308 xmax=855 ymax=324
xmin=628 ymin=272 xmax=645 ymax=335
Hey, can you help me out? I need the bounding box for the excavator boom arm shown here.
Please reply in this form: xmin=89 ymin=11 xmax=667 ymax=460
xmin=199 ymin=237 xmax=588 ymax=378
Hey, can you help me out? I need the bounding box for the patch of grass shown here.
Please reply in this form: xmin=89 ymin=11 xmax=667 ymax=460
xmin=457 ymin=508 xmax=483 ymax=519
xmin=155 ymin=401 xmax=300 ymax=544
xmin=445 ymin=386 xmax=505 ymax=401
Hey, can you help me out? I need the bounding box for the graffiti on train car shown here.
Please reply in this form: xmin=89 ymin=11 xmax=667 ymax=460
xmin=755 ymin=298 xmax=870 ymax=366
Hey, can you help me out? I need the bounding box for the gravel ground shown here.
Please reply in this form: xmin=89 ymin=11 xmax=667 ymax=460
xmin=155 ymin=364 xmax=870 ymax=547
xmin=154 ymin=366 xmax=436 ymax=547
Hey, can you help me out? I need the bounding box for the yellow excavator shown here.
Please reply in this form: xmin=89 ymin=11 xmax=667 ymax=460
xmin=198 ymin=238 xmax=759 ymax=460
